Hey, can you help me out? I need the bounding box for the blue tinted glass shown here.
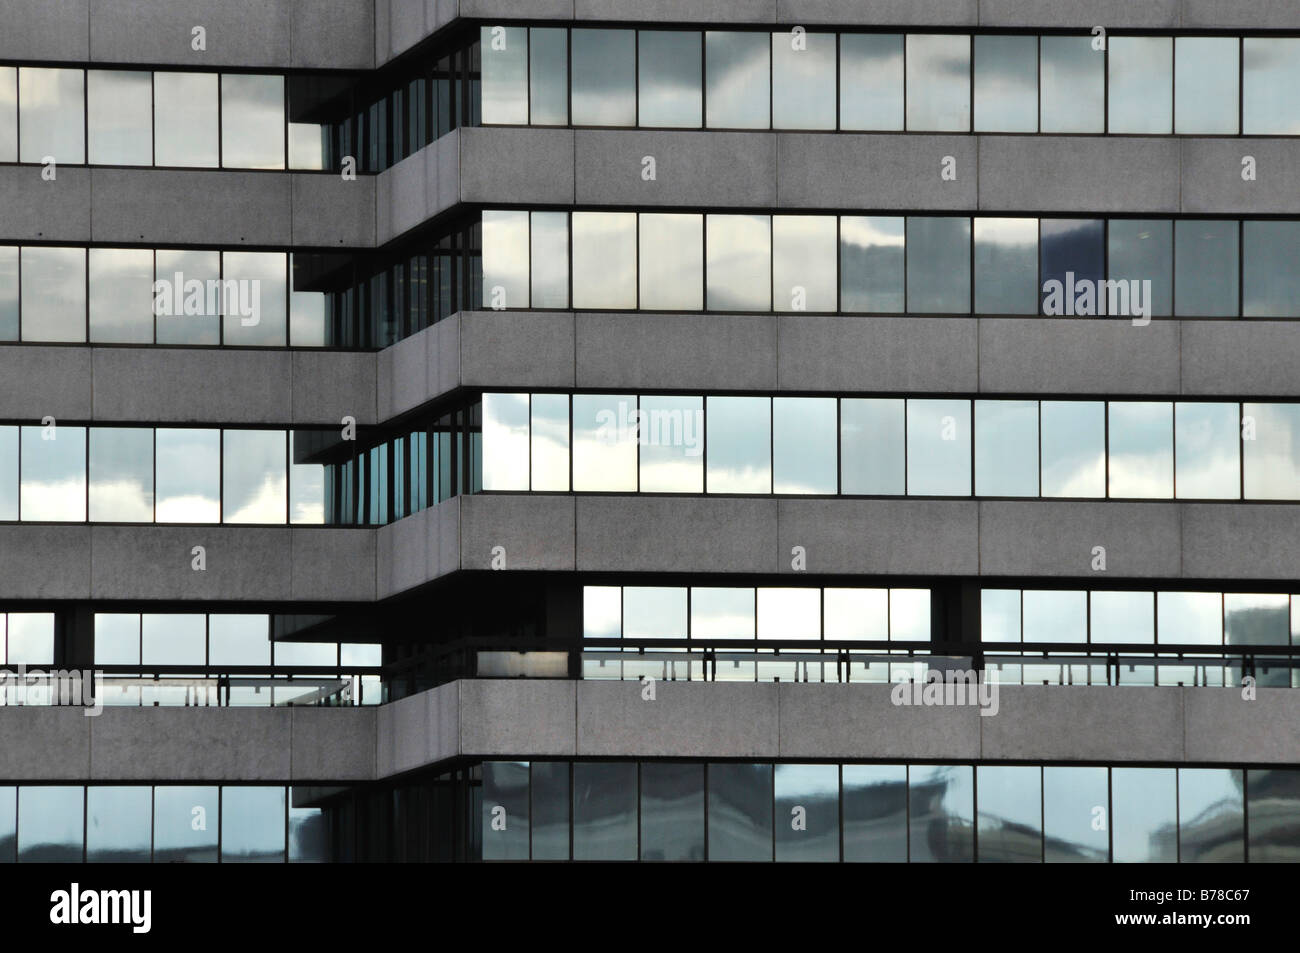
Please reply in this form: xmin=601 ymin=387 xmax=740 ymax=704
xmin=1040 ymin=220 xmax=1104 ymax=315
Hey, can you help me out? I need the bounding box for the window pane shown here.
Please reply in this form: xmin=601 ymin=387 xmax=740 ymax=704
xmin=639 ymin=214 xmax=703 ymax=310
xmin=909 ymin=764 xmax=973 ymax=862
xmin=1179 ymin=768 xmax=1244 ymax=863
xmin=21 ymin=247 xmax=85 ymax=342
xmin=530 ymin=211 xmax=569 ymax=309
xmin=156 ymin=249 xmax=221 ymax=344
xmin=1243 ymin=38 xmax=1300 ymax=134
xmin=1040 ymin=37 xmax=1103 ymax=132
xmin=0 ymin=787 xmax=13 ymax=862
xmin=706 ymin=396 xmax=770 ymax=493
xmin=529 ymin=393 xmax=569 ymax=492
xmin=841 ymin=764 xmax=906 ymax=861
xmin=208 ymin=614 xmax=270 ymax=666
xmin=154 ymin=787 xmax=218 ymax=863
xmin=0 ymin=427 xmax=15 ymax=521
xmin=840 ymin=216 xmax=904 ymax=313
xmin=692 ymin=587 xmax=755 ymax=641
xmin=1108 ymin=219 xmax=1171 ymax=318
xmin=1175 ymin=37 xmax=1239 ymax=134
xmin=20 ymin=425 xmax=85 ymax=521
xmin=482 ymin=761 xmax=529 ymax=860
xmin=222 ymin=430 xmax=286 ymax=523
xmin=906 ymin=35 xmax=970 ymax=131
xmin=1043 ymin=766 xmax=1108 ymax=862
xmin=572 ymin=762 xmax=636 ymax=860
xmin=841 ymin=398 xmax=904 ymax=495
xmin=572 ymin=212 xmax=636 ymax=309
xmin=1243 ymin=221 xmax=1300 ymax=317
xmin=1040 ymin=219 xmax=1103 ymax=315
xmin=706 ymin=31 xmax=769 ymax=129
xmin=89 ymin=248 xmax=153 ymax=342
xmin=907 ymin=217 xmax=969 ymax=313
xmin=87 ymin=70 xmax=151 ymax=165
xmin=221 ymin=74 xmax=285 ymax=169
xmin=1243 ymin=403 xmax=1300 ymax=500
xmin=18 ymin=67 xmax=84 ymax=163
xmin=0 ymin=68 xmax=14 ymax=161
xmin=975 ymin=400 xmax=1038 ymax=496
xmin=95 ymin=613 xmax=141 ymax=666
xmin=222 ymin=251 xmax=286 ymax=346
xmin=1112 ymin=767 xmax=1177 ymax=863
xmin=142 ymin=613 xmax=205 ymax=665
xmin=907 ymin=399 xmax=970 ymax=496
xmin=155 ymin=72 xmax=218 ymax=167
xmin=89 ymin=427 xmax=153 ymax=522
xmin=639 ymin=31 xmax=701 ymax=128
xmin=1108 ymin=37 xmax=1171 ymax=134
xmin=1175 ymin=402 xmax=1240 ymax=499
xmin=572 ymin=29 xmax=635 ymax=126
xmin=708 ymin=763 xmax=772 ymax=861
xmin=8 ymin=613 xmax=54 ymax=665
xmin=839 ymin=34 xmax=903 ymax=130
xmin=288 ymin=793 xmax=328 ymax=863
xmin=1091 ymin=591 xmax=1154 ymax=645
xmin=639 ymin=395 xmax=703 ymax=493
xmin=975 ymin=218 xmax=1037 ymax=314
xmin=87 ymin=786 xmax=151 ymax=863
xmin=480 ymin=26 xmax=528 ymax=125
xmin=288 ymin=430 xmax=324 ymax=525
xmin=221 ymin=786 xmax=285 ymax=862
xmin=1174 ymin=221 xmax=1238 ymax=317
xmin=825 ymin=588 xmax=888 ymax=641
xmin=18 ymin=786 xmax=82 ymax=862
xmin=772 ymin=31 xmax=835 ymax=130
xmin=482 ymin=210 xmax=530 ymax=310
xmin=772 ymin=215 xmax=836 ymax=312
xmin=530 ymin=761 xmax=570 ymax=860
xmin=1108 ymin=402 xmax=1173 ymax=498
xmin=1246 ymin=769 xmax=1300 ymax=861
xmin=1023 ymin=590 xmax=1087 ymax=643
xmin=1158 ymin=591 xmax=1222 ymax=644
xmin=156 ymin=429 xmax=220 ymax=523
xmin=0 ymin=246 xmax=16 ymax=340
xmin=1041 ymin=401 xmax=1105 ymax=497
xmin=524 ymin=27 xmax=568 ymax=125
xmin=572 ymin=394 xmax=637 ymax=491
xmin=981 ymin=589 xmax=1021 ymax=642
xmin=641 ymin=762 xmax=704 ymax=861
xmin=977 ymin=765 xmax=1041 ymax=862
xmin=773 ymin=397 xmax=835 ymax=494
xmin=974 ymin=35 xmax=1037 ymax=132
xmin=774 ymin=763 xmax=838 ymax=862
xmin=707 ymin=214 xmax=771 ymax=311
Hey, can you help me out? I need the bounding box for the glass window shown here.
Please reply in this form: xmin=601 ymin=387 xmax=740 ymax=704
xmin=530 ymin=211 xmax=569 ymax=309
xmin=707 ymin=214 xmax=771 ymax=312
xmin=221 ymin=786 xmax=285 ymax=862
xmin=639 ymin=395 xmax=704 ymax=493
xmin=17 ymin=786 xmax=82 ymax=862
xmin=584 ymin=587 xmax=621 ymax=642
xmin=288 ymin=430 xmax=324 ymax=525
xmin=1175 ymin=402 xmax=1240 ymax=499
xmin=1243 ymin=403 xmax=1300 ymax=500
xmin=772 ymin=31 xmax=835 ymax=130
xmin=841 ymin=398 xmax=905 ymax=495
xmin=86 ymin=786 xmax=151 ymax=863
xmin=20 ymin=424 xmax=85 ymax=521
xmin=1109 ymin=402 xmax=1173 ymax=498
xmin=840 ymin=34 xmax=903 ymax=130
xmin=842 ymin=764 xmax=906 ymax=861
xmin=156 ymin=249 xmax=221 ymax=344
xmin=153 ymin=786 xmax=218 ymax=862
xmin=20 ymin=247 xmax=85 ymax=342
xmin=94 ymin=613 xmax=141 ymax=665
xmin=288 ymin=793 xmax=328 ymax=863
xmin=641 ymin=762 xmax=704 ymax=861
xmin=825 ymin=588 xmax=889 ymax=641
xmin=480 ymin=26 xmax=528 ymax=125
xmin=773 ymin=397 xmax=836 ymax=494
xmin=1023 ymin=590 xmax=1087 ymax=643
xmin=624 ymin=586 xmax=687 ymax=642
xmin=0 ymin=246 xmax=16 ymax=340
xmin=974 ymin=35 xmax=1037 ymax=132
xmin=909 ymin=764 xmax=974 ymax=862
xmin=639 ymin=214 xmax=703 ymax=310
xmin=1041 ymin=401 xmax=1105 ymax=497
xmin=977 ymin=765 xmax=1041 ymax=862
xmin=155 ymin=72 xmax=219 ymax=167
xmin=8 ymin=613 xmax=54 ymax=665
xmin=142 ymin=614 xmax=205 ymax=665
xmin=706 ymin=31 xmax=769 ymax=129
xmin=906 ymin=399 xmax=971 ymax=496
xmin=1040 ymin=219 xmax=1103 ymax=315
xmin=222 ymin=430 xmax=286 ymax=523
xmin=981 ymin=589 xmax=1021 ymax=642
xmin=221 ymin=74 xmax=285 ymax=169
xmin=572 ymin=394 xmax=637 ymax=492
xmin=1108 ymin=37 xmax=1171 ymax=134
xmin=1243 ymin=38 xmax=1300 ymax=134
xmin=975 ymin=218 xmax=1038 ymax=314
xmin=1179 ymin=768 xmax=1244 ymax=863
xmin=1175 ymin=37 xmax=1239 ymax=134
xmin=757 ymin=587 xmax=820 ymax=643
xmin=222 ymin=251 xmax=286 ymax=346
xmin=530 ymin=761 xmax=570 ymax=860
xmin=906 ymin=35 xmax=970 ymax=131
xmin=975 ymin=401 xmax=1038 ymax=496
xmin=1243 ymin=221 xmax=1300 ymax=317
xmin=155 ymin=429 xmax=220 ymax=523
xmin=1043 ymin=766 xmax=1108 ymax=862
xmin=1157 ymin=591 xmax=1222 ymax=645
xmin=1091 ymin=591 xmax=1155 ymax=644
xmin=706 ymin=396 xmax=770 ymax=493
xmin=0 ymin=427 xmax=14 ymax=521
xmin=208 ymin=614 xmax=270 ymax=666
xmin=774 ymin=764 xmax=838 ymax=862
xmin=708 ymin=763 xmax=772 ymax=861
xmin=906 ymin=217 xmax=970 ymax=313
xmin=1112 ymin=767 xmax=1177 ymax=863
xmin=572 ymin=29 xmax=635 ymax=126
xmin=1246 ymin=769 xmax=1300 ymax=861
xmin=529 ymin=28 xmax=568 ymax=126
xmin=0 ymin=68 xmax=14 ymax=162
xmin=693 ymin=587 xmax=755 ymax=681
xmin=87 ymin=70 xmax=152 ymax=165
xmin=1225 ymin=593 xmax=1289 ymax=651
xmin=1174 ymin=221 xmax=1238 ymax=317
xmin=89 ymin=248 xmax=154 ymax=343
xmin=1108 ymin=219 xmax=1171 ymax=318
xmin=840 ymin=216 xmax=904 ymax=313
xmin=573 ymin=762 xmax=636 ymax=860
xmin=572 ymin=212 xmax=637 ymax=310
xmin=0 ymin=787 xmax=14 ymax=863
xmin=639 ymin=31 xmax=702 ymax=128
xmin=1040 ymin=37 xmax=1104 ymax=132
xmin=89 ymin=427 xmax=153 ymax=522
xmin=482 ymin=210 xmax=530 ymax=310
xmin=482 ymin=761 xmax=529 ymax=860
xmin=772 ymin=215 xmax=836 ymax=312
xmin=529 ymin=393 xmax=569 ymax=492
xmin=18 ymin=67 xmax=84 ymax=164
xmin=890 ymin=589 xmax=931 ymax=642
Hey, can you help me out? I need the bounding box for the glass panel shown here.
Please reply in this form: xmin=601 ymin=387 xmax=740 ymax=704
xmin=974 ymin=35 xmax=1037 ymax=132
xmin=693 ymin=587 xmax=755 ymax=681
xmin=530 ymin=211 xmax=569 ymax=309
xmin=288 ymin=794 xmax=328 ymax=863
xmin=842 ymin=764 xmax=906 ymax=861
xmin=1159 ymin=591 xmax=1223 ymax=687
xmin=639 ymin=213 xmax=703 ymax=310
xmin=1040 ymin=37 xmax=1104 ymax=133
xmin=530 ymin=393 xmax=569 ymax=492
xmin=530 ymin=28 xmax=568 ymax=126
xmin=222 ymin=430 xmax=287 ymax=523
xmin=840 ymin=34 xmax=903 ymax=130
xmin=774 ymin=764 xmax=838 ymax=862
xmin=1243 ymin=38 xmax=1300 ymax=134
xmin=641 ymin=762 xmax=704 ymax=861
xmin=1243 ymin=221 xmax=1300 ymax=317
xmin=708 ymin=763 xmax=772 ymax=861
xmin=624 ymin=587 xmax=687 ymax=641
xmin=288 ymin=430 xmax=324 ymax=525
xmin=909 ymin=764 xmax=974 ymax=862
xmin=975 ymin=217 xmax=1037 ymax=314
xmin=1108 ymin=37 xmax=1171 ymax=133
xmin=757 ymin=588 xmax=819 ymax=643
xmin=772 ymin=31 xmax=835 ymax=130
xmin=482 ymin=393 xmax=530 ymax=491
xmin=638 ymin=395 xmax=704 ymax=493
xmin=1243 ymin=403 xmax=1300 ymax=500
xmin=17 ymin=786 xmax=82 ymax=862
xmin=1094 ymin=592 xmax=1157 ymax=683
xmin=906 ymin=217 xmax=970 ymax=313
xmin=0 ymin=427 xmax=14 ymax=521
xmin=154 ymin=786 xmax=219 ymax=862
xmin=706 ymin=396 xmax=770 ymax=493
xmin=1108 ymin=402 xmax=1173 ymax=498
xmin=155 ymin=72 xmax=219 ymax=167
xmin=975 ymin=400 xmax=1038 ymax=496
xmin=86 ymin=786 xmax=151 ymax=862
xmin=87 ymin=70 xmax=151 ymax=165
xmin=21 ymin=247 xmax=85 ymax=342
xmin=18 ymin=67 xmax=84 ymax=163
xmin=89 ymin=248 xmax=153 ymax=342
xmin=20 ymin=424 xmax=85 ymax=521
xmin=1174 ymin=220 xmax=1238 ymax=317
xmin=906 ymin=35 xmax=970 ymax=131
xmin=825 ymin=588 xmax=889 ymax=641
xmin=772 ymin=215 xmax=836 ymax=312
xmin=530 ymin=761 xmax=570 ymax=860
xmin=0 ymin=788 xmax=14 ymax=863
xmin=8 ymin=613 xmax=54 ymax=665
xmin=639 ymin=31 xmax=702 ymax=128
xmin=482 ymin=210 xmax=530 ymax=310
xmin=1041 ymin=401 xmax=1106 ymax=497
xmin=773 ymin=397 xmax=836 ymax=494
xmin=480 ymin=26 xmax=528 ymax=125
xmin=706 ymin=32 xmax=770 ymax=129
xmin=707 ymin=214 xmax=771 ymax=311
xmin=0 ymin=246 xmax=16 ymax=340
xmin=155 ymin=249 xmax=221 ymax=344
xmin=222 ymin=251 xmax=286 ymax=346
xmin=1040 ymin=219 xmax=1103 ymax=315
xmin=221 ymin=74 xmax=285 ymax=169
xmin=1175 ymin=37 xmax=1239 ymax=134
xmin=981 ymin=589 xmax=1021 ymax=684
xmin=906 ymin=399 xmax=971 ymax=496
xmin=94 ymin=613 xmax=141 ymax=665
xmin=208 ymin=614 xmax=270 ymax=666
xmin=1246 ymin=769 xmax=1300 ymax=861
xmin=0 ymin=68 xmax=14 ymax=162
xmin=1023 ymin=590 xmax=1087 ymax=643
xmin=840 ymin=216 xmax=904 ymax=313
xmin=573 ymin=394 xmax=637 ymax=491
xmin=156 ymin=429 xmax=220 ymax=523
xmin=977 ymin=765 xmax=1041 ymax=862
xmin=89 ymin=427 xmax=153 ymax=522
xmin=890 ymin=588 xmax=931 ymax=642
xmin=572 ymin=212 xmax=637 ymax=309
xmin=572 ymin=29 xmax=635 ymax=126
xmin=1043 ymin=766 xmax=1108 ymax=862
xmin=1175 ymin=402 xmax=1240 ymax=499
xmin=841 ymin=398 xmax=905 ymax=494
xmin=1112 ymin=767 xmax=1177 ymax=863
xmin=221 ymin=786 xmax=285 ymax=862
xmin=482 ymin=761 xmax=529 ymax=860
xmin=1108 ymin=219 xmax=1171 ymax=318
xmin=1179 ymin=768 xmax=1244 ymax=863
xmin=142 ymin=614 xmax=205 ymax=666
xmin=572 ymin=762 xmax=636 ymax=860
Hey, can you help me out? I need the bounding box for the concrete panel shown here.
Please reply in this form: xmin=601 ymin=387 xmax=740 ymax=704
xmin=575 ymin=131 xmax=777 ymax=208
xmin=377 ymin=688 xmax=435 ymax=777
xmin=90 ymin=0 xmax=291 ymax=67
xmin=459 ymin=679 xmax=577 ymax=757
xmin=0 ymin=709 xmax=90 ymax=780
xmin=291 ymin=174 xmax=377 ymax=248
xmin=779 ymin=683 xmax=980 ymax=760
xmin=980 ymin=0 xmax=1178 ymax=27
xmin=978 ymin=319 xmax=1180 ymax=395
xmin=291 ymin=350 xmax=376 ymax=426
xmin=979 ymin=502 xmax=1182 ymax=578
xmin=290 ymin=529 xmax=377 ymax=602
xmin=1182 ymin=506 xmax=1300 ymax=581
xmin=376 ymin=320 xmax=440 ymax=421
xmin=1181 ymin=140 xmax=1300 ymax=215
xmin=377 ymin=149 xmax=431 ymax=246
xmin=0 ymin=0 xmax=89 ymax=61
xmin=91 ymin=348 xmax=290 ymax=423
xmin=578 ymin=681 xmax=780 ymax=758
xmin=429 ymin=313 xmax=460 ymax=404
xmin=576 ymin=497 xmax=779 ymax=574
xmin=459 ymin=128 xmax=575 ymax=207
xmin=462 ymin=0 xmax=574 ymax=18
xmin=979 ymin=138 xmax=1181 ymax=213
xmin=1182 ymin=0 xmax=1300 ymax=28
xmin=779 ymin=500 xmax=980 ymax=575
xmin=386 ymin=0 xmax=427 ymax=60
xmin=431 ymin=496 xmax=460 ymax=580
xmin=90 ymin=708 xmax=292 ymax=781
xmin=780 ymin=0 xmax=976 ymax=24
xmin=780 ymin=316 xmax=977 ymax=393
xmin=0 ymin=347 xmax=93 ymax=420
xmin=377 ymin=508 xmax=430 ymax=599
xmin=579 ymin=0 xmax=775 ymax=20
xmin=291 ymin=707 xmax=376 ymax=780
xmin=0 ymin=166 xmax=91 ymax=242
xmin=980 ymin=686 xmax=1184 ymax=762
xmin=90 ymin=170 xmax=292 ymax=246
xmin=1181 ymin=321 xmax=1300 ymax=397
xmin=90 ymin=526 xmax=292 ymax=601
xmin=460 ymin=311 xmax=576 ymax=390
xmin=576 ymin=313 xmax=777 ymax=392
xmin=1184 ymin=689 xmax=1300 ymax=765
xmin=460 ymin=496 xmax=576 ymax=571
xmin=0 ymin=526 xmax=92 ymax=600
xmin=291 ymin=0 xmax=374 ymax=69
xmin=779 ymin=135 xmax=976 ymax=210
